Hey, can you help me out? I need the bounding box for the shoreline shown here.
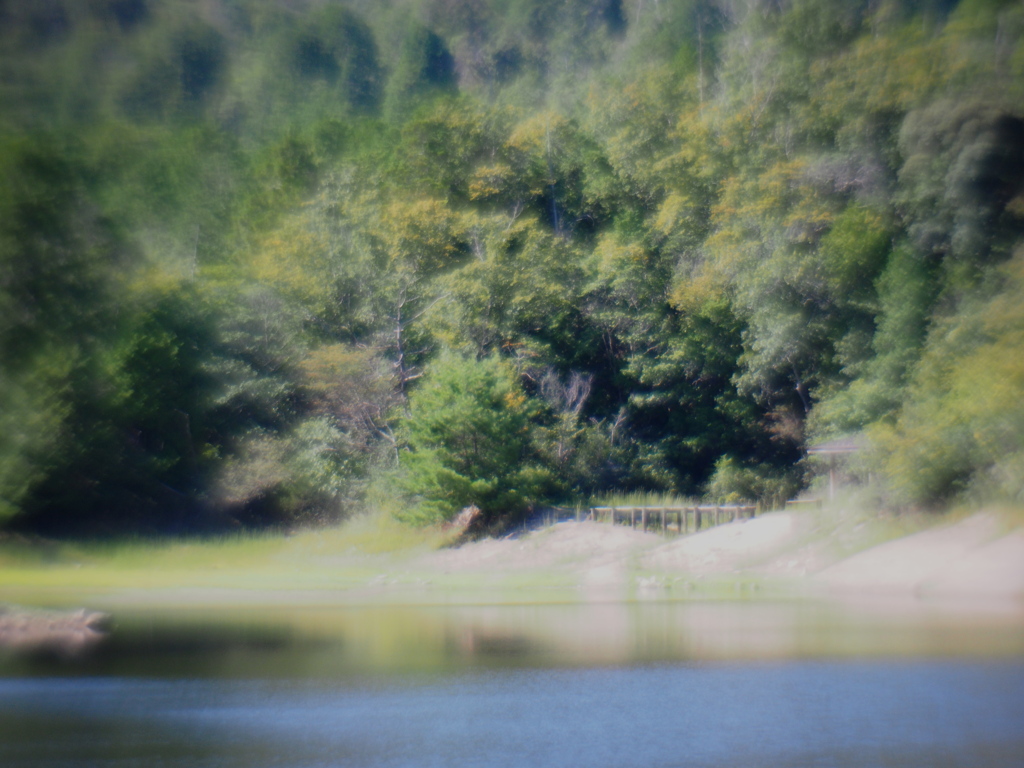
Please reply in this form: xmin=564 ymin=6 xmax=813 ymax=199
xmin=1 ymin=510 xmax=1021 ymax=616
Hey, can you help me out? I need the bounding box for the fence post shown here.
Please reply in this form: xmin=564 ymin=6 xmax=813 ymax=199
xmin=641 ymin=508 xmax=648 ymax=532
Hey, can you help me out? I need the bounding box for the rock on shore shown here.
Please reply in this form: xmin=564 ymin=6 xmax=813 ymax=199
xmin=0 ymin=604 xmax=109 ymax=657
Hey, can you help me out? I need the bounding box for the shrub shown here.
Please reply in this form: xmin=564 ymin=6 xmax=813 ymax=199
xmin=705 ymin=455 xmax=801 ymax=510
xmin=396 ymin=350 xmax=547 ymax=525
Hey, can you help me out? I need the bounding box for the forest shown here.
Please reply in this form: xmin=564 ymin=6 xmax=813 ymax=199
xmin=0 ymin=0 xmax=1022 ymax=536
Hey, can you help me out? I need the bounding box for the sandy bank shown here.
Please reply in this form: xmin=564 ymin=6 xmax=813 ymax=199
xmin=411 ymin=510 xmax=1024 ymax=611
xmin=815 ymin=512 xmax=1024 ymax=602
xmin=643 ymin=513 xmax=801 ymax=574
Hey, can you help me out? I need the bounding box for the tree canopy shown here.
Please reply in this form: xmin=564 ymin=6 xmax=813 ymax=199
xmin=1 ymin=0 xmax=1022 ymax=533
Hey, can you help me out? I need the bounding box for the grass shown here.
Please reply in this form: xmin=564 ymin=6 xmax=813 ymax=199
xmin=0 ymin=509 xmax=459 ymax=606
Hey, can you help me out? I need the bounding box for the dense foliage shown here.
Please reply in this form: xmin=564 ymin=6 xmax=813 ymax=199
xmin=1 ymin=0 xmax=1021 ymax=532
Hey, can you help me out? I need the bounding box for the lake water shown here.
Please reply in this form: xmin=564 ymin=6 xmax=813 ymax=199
xmin=2 ymin=601 xmax=1023 ymax=767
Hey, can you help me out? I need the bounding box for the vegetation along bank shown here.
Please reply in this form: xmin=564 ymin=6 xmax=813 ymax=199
xmin=1 ymin=0 xmax=1022 ymax=538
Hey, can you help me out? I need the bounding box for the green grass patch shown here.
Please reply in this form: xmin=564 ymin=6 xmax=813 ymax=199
xmin=0 ymin=508 xmax=455 ymax=602
xmin=291 ymin=509 xmax=454 ymax=555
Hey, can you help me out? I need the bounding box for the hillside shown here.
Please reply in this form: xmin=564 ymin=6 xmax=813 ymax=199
xmin=1 ymin=0 xmax=1022 ymax=535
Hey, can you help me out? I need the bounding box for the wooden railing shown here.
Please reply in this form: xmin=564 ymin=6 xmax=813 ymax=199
xmin=588 ymin=504 xmax=757 ymax=534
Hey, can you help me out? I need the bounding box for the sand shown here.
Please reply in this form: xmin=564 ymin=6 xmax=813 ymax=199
xmin=411 ymin=510 xmax=1024 ymax=610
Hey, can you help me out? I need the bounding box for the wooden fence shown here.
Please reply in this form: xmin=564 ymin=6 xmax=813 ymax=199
xmin=587 ymin=504 xmax=757 ymax=534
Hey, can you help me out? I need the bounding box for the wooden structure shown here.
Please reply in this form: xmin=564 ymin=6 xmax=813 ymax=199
xmin=588 ymin=504 xmax=757 ymax=535
xmin=806 ymin=435 xmax=863 ymax=500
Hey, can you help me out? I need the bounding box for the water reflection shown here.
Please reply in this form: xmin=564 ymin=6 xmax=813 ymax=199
xmin=3 ymin=602 xmax=1024 ymax=767
xmin=4 ymin=599 xmax=1022 ymax=678
xmin=2 ymin=662 xmax=1023 ymax=768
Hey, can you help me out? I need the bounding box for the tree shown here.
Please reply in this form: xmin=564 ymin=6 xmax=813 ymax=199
xmin=396 ymin=350 xmax=546 ymax=524
xmin=286 ymin=5 xmax=383 ymax=113
xmin=424 ymin=212 xmax=590 ymax=361
xmin=872 ymin=248 xmax=1024 ymax=506
xmin=384 ymin=22 xmax=457 ymax=121
xmin=897 ymin=99 xmax=1024 ymax=267
xmin=0 ymin=135 xmax=129 ymax=527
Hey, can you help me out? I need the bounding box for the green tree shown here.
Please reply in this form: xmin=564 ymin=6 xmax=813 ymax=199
xmin=397 ymin=350 xmax=546 ymax=525
xmin=288 ymin=5 xmax=382 ymax=113
xmin=872 ymin=248 xmax=1024 ymax=506
xmin=116 ymin=18 xmax=227 ymax=120
xmin=0 ymin=134 xmax=129 ymax=526
xmin=384 ymin=22 xmax=457 ymax=121
xmin=810 ymin=241 xmax=937 ymax=436
xmin=897 ymin=99 xmax=1024 ymax=268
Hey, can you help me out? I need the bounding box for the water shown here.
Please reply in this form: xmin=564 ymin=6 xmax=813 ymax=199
xmin=2 ymin=602 xmax=1023 ymax=767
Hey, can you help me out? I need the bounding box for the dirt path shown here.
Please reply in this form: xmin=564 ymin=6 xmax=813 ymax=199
xmin=416 ymin=521 xmax=660 ymax=599
xmin=421 ymin=521 xmax=660 ymax=573
xmin=814 ymin=512 xmax=1024 ymax=601
xmin=411 ymin=511 xmax=815 ymax=600
xmin=419 ymin=513 xmax=812 ymax=578
xmin=643 ymin=513 xmax=802 ymax=574
xmin=411 ymin=511 xmax=1024 ymax=608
